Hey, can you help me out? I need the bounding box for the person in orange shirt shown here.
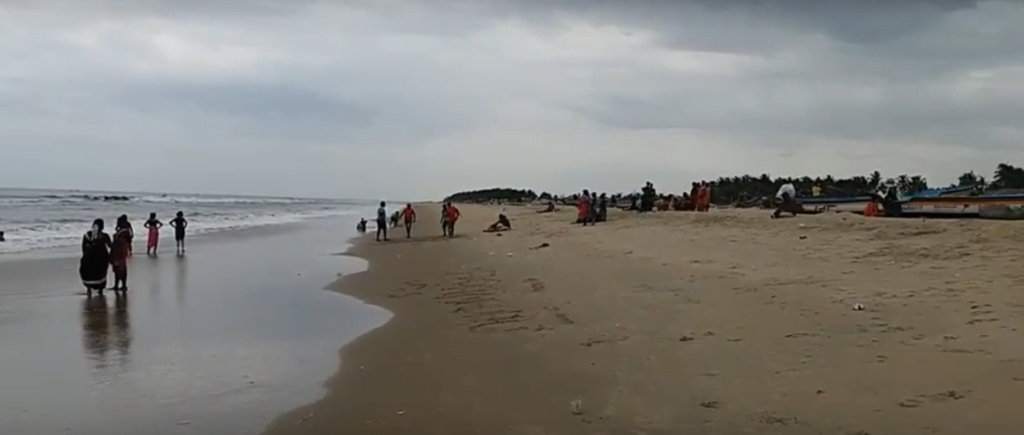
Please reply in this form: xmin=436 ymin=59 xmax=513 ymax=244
xmin=863 ymin=196 xmax=882 ymax=217
xmin=400 ymin=203 xmax=417 ymax=238
xmin=443 ymin=202 xmax=461 ymax=237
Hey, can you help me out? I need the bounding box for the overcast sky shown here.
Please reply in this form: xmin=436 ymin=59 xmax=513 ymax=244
xmin=1 ymin=0 xmax=1022 ymax=200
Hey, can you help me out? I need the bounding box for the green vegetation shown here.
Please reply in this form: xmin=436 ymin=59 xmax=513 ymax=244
xmin=443 ymin=163 xmax=1024 ymax=205
xmin=444 ymin=188 xmax=537 ymax=203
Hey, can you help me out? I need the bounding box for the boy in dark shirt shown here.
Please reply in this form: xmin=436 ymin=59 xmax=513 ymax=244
xmin=169 ymin=211 xmax=188 ymax=255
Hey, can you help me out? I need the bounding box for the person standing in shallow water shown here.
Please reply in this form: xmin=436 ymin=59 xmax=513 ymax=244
xmin=110 ymin=215 xmax=131 ymax=292
xmin=170 ymin=211 xmax=188 ymax=255
xmin=80 ymin=219 xmax=112 ymax=297
xmin=114 ymin=214 xmax=134 ymax=256
xmin=143 ymin=213 xmax=162 ymax=256
xmin=375 ymin=201 xmax=389 ymax=241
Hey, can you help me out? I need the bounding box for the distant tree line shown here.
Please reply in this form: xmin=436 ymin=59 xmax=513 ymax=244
xmin=443 ymin=163 xmax=1024 ymax=205
xmin=707 ymin=162 xmax=1024 ymax=204
xmin=444 ymin=188 xmax=538 ymax=203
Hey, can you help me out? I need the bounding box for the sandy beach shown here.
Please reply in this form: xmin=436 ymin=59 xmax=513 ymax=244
xmin=264 ymin=203 xmax=1024 ymax=435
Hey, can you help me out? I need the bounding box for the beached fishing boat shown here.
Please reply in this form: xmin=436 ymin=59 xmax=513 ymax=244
xmin=798 ymin=195 xmax=873 ymax=213
xmin=887 ymin=187 xmax=1024 ymax=218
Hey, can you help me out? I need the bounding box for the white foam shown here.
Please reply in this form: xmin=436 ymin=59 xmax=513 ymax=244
xmin=0 ymin=208 xmax=364 ymax=255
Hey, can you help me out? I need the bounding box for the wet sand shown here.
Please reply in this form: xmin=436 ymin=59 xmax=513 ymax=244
xmin=265 ymin=204 xmax=1024 ymax=435
xmin=0 ymin=218 xmax=388 ymax=435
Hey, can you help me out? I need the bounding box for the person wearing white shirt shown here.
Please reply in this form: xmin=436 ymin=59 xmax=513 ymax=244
xmin=772 ymin=183 xmax=798 ymax=218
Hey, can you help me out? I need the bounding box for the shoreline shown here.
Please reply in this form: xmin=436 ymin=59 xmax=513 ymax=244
xmin=261 ymin=203 xmax=610 ymax=435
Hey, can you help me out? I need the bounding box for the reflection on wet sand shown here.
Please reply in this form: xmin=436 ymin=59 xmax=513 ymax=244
xmin=81 ymin=294 xmax=132 ymax=371
xmin=175 ymin=255 xmax=188 ymax=308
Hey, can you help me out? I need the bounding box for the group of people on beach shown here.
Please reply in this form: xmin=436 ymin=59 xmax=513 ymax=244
xmin=361 ymin=202 xmax=462 ymax=241
xmin=575 ymin=189 xmax=609 ymax=225
xmin=79 ymin=211 xmax=188 ymax=297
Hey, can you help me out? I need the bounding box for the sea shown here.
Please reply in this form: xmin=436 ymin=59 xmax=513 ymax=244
xmin=0 ymin=188 xmax=372 ymax=255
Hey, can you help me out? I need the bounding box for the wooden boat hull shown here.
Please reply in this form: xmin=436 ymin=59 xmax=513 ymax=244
xmin=890 ymin=195 xmax=1024 ymax=218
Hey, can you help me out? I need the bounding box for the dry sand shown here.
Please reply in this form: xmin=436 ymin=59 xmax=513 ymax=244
xmin=263 ymin=204 xmax=1024 ymax=435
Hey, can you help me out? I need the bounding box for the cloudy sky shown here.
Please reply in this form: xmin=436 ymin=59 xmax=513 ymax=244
xmin=1 ymin=0 xmax=1021 ymax=200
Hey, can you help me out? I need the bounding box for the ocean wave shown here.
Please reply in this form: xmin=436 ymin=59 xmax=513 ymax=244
xmin=0 ymin=208 xmax=363 ymax=255
xmin=0 ymin=193 xmax=334 ymax=205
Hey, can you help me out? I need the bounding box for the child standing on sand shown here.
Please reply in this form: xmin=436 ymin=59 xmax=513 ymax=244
xmin=143 ymin=213 xmax=162 ymax=256
xmin=170 ymin=211 xmax=188 ymax=255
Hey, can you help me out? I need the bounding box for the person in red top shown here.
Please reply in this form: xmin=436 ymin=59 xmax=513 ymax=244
xmin=443 ymin=202 xmax=461 ymax=238
xmin=400 ymin=203 xmax=417 ymax=238
xmin=576 ymin=189 xmax=591 ymax=225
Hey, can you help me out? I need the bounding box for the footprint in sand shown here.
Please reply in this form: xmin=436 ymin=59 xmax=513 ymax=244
xmin=898 ymin=389 xmax=970 ymax=408
xmin=699 ymin=400 xmax=721 ymax=409
xmin=544 ymin=306 xmax=574 ymax=325
xmin=751 ymin=411 xmax=797 ymax=426
xmin=522 ymin=277 xmax=546 ymax=292
xmin=580 ymin=335 xmax=629 ymax=347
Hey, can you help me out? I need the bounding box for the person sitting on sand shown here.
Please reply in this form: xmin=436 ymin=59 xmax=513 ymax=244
xmin=400 ymin=203 xmax=417 ymax=238
xmin=443 ymin=202 xmax=461 ymax=237
xmin=485 ymin=213 xmax=512 ymax=232
xmin=356 ymin=218 xmax=367 ymax=233
xmin=772 ymin=182 xmax=798 ymax=218
xmin=538 ymin=201 xmax=556 ymax=213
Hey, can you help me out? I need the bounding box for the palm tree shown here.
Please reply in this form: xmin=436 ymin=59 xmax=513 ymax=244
xmin=869 ymin=171 xmax=882 ymax=188
xmin=958 ymin=171 xmax=979 ymax=187
xmin=993 ymin=163 xmax=1024 ymax=189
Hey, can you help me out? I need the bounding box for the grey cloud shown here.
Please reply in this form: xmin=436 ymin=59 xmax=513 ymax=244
xmin=107 ymin=81 xmax=377 ymax=125
xmin=2 ymin=0 xmax=1022 ymax=198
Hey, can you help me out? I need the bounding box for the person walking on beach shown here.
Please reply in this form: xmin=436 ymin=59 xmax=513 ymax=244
xmin=376 ymin=201 xmax=389 ymax=241
xmin=400 ymin=203 xmax=417 ymax=238
xmin=114 ymin=214 xmax=134 ymax=256
xmin=169 ymin=211 xmax=188 ymax=255
xmin=110 ymin=215 xmax=131 ymax=292
xmin=80 ymin=219 xmax=112 ymax=297
xmin=440 ymin=203 xmax=449 ymax=235
xmin=143 ymin=213 xmax=162 ymax=256
xmin=443 ymin=202 xmax=461 ymax=238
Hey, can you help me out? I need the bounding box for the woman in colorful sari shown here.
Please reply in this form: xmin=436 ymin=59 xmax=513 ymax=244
xmin=576 ymin=190 xmax=592 ymax=225
xmin=143 ymin=212 xmax=162 ymax=256
xmin=110 ymin=215 xmax=132 ymax=292
xmin=80 ymin=218 xmax=112 ymax=297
